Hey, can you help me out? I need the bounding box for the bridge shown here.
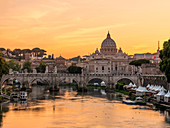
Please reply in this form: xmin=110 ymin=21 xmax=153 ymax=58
xmin=0 ymin=72 xmax=140 ymax=90
xmin=1 ymin=72 xmax=168 ymax=90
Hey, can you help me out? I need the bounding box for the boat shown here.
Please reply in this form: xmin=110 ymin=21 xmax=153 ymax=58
xmin=94 ymin=89 xmax=99 ymax=91
xmin=122 ymin=100 xmax=136 ymax=105
xmin=20 ymin=91 xmax=27 ymax=101
xmin=135 ymin=97 xmax=146 ymax=105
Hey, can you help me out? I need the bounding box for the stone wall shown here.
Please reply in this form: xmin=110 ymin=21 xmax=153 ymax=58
xmin=142 ymin=75 xmax=168 ymax=89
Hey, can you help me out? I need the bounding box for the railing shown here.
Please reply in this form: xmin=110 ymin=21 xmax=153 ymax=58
xmin=8 ymin=72 xmax=139 ymax=78
xmin=1 ymin=95 xmax=10 ymax=100
xmin=142 ymin=74 xmax=165 ymax=77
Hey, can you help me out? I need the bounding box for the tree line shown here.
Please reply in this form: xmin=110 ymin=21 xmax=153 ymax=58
xmin=0 ymin=47 xmax=46 ymax=59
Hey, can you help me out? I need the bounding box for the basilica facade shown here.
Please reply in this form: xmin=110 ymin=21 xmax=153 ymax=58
xmin=84 ymin=32 xmax=134 ymax=74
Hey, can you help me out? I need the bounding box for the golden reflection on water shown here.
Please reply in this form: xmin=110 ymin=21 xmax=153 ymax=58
xmin=1 ymin=89 xmax=170 ymax=128
xmin=64 ymin=90 xmax=78 ymax=99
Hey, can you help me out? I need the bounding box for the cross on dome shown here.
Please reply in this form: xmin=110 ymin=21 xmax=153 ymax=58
xmin=107 ymin=31 xmax=111 ymax=39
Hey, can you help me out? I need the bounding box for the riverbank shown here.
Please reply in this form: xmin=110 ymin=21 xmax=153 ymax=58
xmin=114 ymin=88 xmax=170 ymax=110
xmin=114 ymin=89 xmax=130 ymax=95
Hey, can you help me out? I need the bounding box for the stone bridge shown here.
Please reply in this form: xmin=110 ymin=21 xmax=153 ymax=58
xmin=0 ymin=73 xmax=140 ymax=89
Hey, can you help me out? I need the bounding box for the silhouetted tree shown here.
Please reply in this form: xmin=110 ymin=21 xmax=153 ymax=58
xmin=0 ymin=48 xmax=5 ymax=51
xmin=13 ymin=49 xmax=21 ymax=57
xmin=67 ymin=66 xmax=82 ymax=74
xmin=129 ymin=59 xmax=150 ymax=67
xmin=159 ymin=39 xmax=170 ymax=83
xmin=32 ymin=48 xmax=46 ymax=57
xmin=21 ymin=49 xmax=31 ymax=58
xmin=39 ymin=49 xmax=47 ymax=57
xmin=0 ymin=52 xmax=9 ymax=79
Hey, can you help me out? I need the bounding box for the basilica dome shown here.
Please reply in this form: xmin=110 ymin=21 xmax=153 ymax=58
xmin=101 ymin=32 xmax=116 ymax=48
xmin=100 ymin=32 xmax=117 ymax=55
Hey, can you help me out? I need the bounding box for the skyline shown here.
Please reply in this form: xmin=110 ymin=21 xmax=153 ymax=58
xmin=1 ymin=0 xmax=170 ymax=58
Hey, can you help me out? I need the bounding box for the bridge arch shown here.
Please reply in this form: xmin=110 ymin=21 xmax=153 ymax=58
xmin=116 ymin=78 xmax=135 ymax=85
xmin=29 ymin=78 xmax=50 ymax=88
xmin=1 ymin=76 xmax=23 ymax=89
xmin=87 ymin=78 xmax=108 ymax=86
xmin=72 ymin=79 xmax=79 ymax=85
xmin=56 ymin=77 xmax=79 ymax=86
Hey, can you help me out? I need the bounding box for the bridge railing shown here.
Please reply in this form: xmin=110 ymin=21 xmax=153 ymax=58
xmin=8 ymin=73 xmax=82 ymax=77
xmin=142 ymin=74 xmax=165 ymax=77
xmin=8 ymin=72 xmax=139 ymax=77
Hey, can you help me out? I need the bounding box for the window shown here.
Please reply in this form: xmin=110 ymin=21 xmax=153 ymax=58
xmin=102 ymin=66 xmax=104 ymax=70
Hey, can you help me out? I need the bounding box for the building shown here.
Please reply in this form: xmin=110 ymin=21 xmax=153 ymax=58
xmin=56 ymin=56 xmax=67 ymax=73
xmin=84 ymin=32 xmax=133 ymax=74
xmin=141 ymin=63 xmax=162 ymax=75
xmin=132 ymin=41 xmax=161 ymax=64
xmin=83 ymin=32 xmax=162 ymax=75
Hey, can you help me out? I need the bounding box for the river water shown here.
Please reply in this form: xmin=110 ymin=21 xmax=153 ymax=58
xmin=0 ymin=86 xmax=170 ymax=128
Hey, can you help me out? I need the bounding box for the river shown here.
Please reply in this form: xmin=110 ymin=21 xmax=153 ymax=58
xmin=0 ymin=86 xmax=170 ymax=128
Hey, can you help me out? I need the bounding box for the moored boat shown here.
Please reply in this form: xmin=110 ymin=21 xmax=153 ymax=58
xmin=135 ymin=97 xmax=146 ymax=105
xmin=122 ymin=100 xmax=136 ymax=105
xmin=20 ymin=91 xmax=27 ymax=101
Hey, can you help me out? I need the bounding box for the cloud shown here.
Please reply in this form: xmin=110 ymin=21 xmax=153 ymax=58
xmin=0 ymin=0 xmax=14 ymax=11
xmin=54 ymin=23 xmax=132 ymax=39
xmin=0 ymin=0 xmax=170 ymax=58
xmin=0 ymin=0 xmax=72 ymax=20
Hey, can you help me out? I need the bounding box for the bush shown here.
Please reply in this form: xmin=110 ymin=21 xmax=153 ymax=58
xmin=67 ymin=66 xmax=82 ymax=74
xmin=115 ymin=82 xmax=124 ymax=90
xmin=115 ymin=89 xmax=130 ymax=95
xmin=6 ymin=91 xmax=11 ymax=96
xmin=77 ymin=87 xmax=87 ymax=92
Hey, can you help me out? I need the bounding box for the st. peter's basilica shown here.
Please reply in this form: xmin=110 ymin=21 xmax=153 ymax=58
xmin=85 ymin=32 xmax=134 ymax=74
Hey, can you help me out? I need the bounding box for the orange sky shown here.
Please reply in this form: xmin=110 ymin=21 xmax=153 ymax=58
xmin=0 ymin=0 xmax=170 ymax=58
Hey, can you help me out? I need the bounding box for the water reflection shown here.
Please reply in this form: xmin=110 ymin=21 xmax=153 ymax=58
xmin=0 ymin=86 xmax=170 ymax=128
xmin=12 ymin=101 xmax=27 ymax=110
xmin=0 ymin=104 xmax=9 ymax=127
xmin=165 ymin=111 xmax=170 ymax=123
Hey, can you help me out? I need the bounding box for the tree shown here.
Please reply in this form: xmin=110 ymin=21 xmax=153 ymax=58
xmin=129 ymin=59 xmax=150 ymax=67
xmin=39 ymin=49 xmax=47 ymax=57
xmin=67 ymin=66 xmax=82 ymax=74
xmin=0 ymin=52 xmax=9 ymax=79
xmin=159 ymin=39 xmax=170 ymax=83
xmin=32 ymin=48 xmax=46 ymax=57
xmin=0 ymin=48 xmax=5 ymax=51
xmin=36 ymin=61 xmax=46 ymax=73
xmin=21 ymin=49 xmax=31 ymax=58
xmin=8 ymin=60 xmax=21 ymax=71
xmin=22 ymin=61 xmax=32 ymax=73
xmin=12 ymin=49 xmax=21 ymax=57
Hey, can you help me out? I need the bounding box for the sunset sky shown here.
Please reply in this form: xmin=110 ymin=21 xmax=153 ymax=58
xmin=0 ymin=0 xmax=170 ymax=58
